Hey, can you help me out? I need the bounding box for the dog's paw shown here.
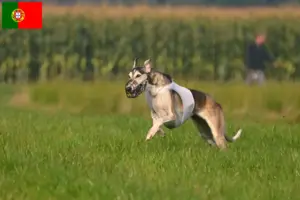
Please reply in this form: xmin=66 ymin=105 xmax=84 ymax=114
xmin=145 ymin=134 xmax=153 ymax=141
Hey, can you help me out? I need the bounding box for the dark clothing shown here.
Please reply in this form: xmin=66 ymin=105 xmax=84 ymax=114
xmin=245 ymin=42 xmax=273 ymax=71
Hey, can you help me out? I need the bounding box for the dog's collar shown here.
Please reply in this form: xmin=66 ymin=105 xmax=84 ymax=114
xmin=146 ymin=82 xmax=173 ymax=95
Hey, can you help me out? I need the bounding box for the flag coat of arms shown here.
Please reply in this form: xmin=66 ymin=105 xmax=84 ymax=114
xmin=2 ymin=2 xmax=42 ymax=29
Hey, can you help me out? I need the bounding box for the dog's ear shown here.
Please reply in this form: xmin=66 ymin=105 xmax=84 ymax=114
xmin=144 ymin=59 xmax=151 ymax=73
xmin=132 ymin=58 xmax=138 ymax=69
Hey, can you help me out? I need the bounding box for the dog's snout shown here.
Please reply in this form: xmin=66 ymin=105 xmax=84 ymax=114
xmin=125 ymin=85 xmax=132 ymax=92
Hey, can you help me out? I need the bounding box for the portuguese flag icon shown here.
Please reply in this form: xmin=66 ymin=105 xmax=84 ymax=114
xmin=2 ymin=2 xmax=42 ymax=29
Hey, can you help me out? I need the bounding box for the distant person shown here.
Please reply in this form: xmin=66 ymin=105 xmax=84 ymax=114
xmin=244 ymin=33 xmax=274 ymax=85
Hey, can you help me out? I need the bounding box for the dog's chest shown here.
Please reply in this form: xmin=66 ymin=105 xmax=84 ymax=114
xmin=145 ymin=84 xmax=172 ymax=110
xmin=149 ymin=93 xmax=172 ymax=115
xmin=145 ymin=82 xmax=195 ymax=129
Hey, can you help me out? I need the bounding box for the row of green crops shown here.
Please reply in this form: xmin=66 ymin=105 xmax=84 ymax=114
xmin=1 ymin=16 xmax=300 ymax=82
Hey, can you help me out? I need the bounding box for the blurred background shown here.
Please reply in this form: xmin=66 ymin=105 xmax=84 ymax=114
xmin=1 ymin=0 xmax=300 ymax=122
xmin=1 ymin=0 xmax=299 ymax=6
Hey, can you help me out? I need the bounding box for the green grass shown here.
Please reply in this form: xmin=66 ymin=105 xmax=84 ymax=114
xmin=23 ymin=80 xmax=300 ymax=123
xmin=1 ymin=101 xmax=300 ymax=199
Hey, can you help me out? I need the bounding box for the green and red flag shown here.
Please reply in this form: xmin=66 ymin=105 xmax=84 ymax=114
xmin=2 ymin=1 xmax=42 ymax=29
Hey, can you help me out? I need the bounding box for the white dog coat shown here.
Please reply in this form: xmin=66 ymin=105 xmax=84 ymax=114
xmin=145 ymin=81 xmax=195 ymax=129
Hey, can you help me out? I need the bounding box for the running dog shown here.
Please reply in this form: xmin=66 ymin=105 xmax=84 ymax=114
xmin=125 ymin=58 xmax=242 ymax=149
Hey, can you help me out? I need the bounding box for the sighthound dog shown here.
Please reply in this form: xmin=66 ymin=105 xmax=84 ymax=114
xmin=125 ymin=58 xmax=242 ymax=149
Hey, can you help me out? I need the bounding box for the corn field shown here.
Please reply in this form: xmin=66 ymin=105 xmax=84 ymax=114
xmin=1 ymin=11 xmax=300 ymax=82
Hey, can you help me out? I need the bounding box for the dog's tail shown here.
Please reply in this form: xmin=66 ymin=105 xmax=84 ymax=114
xmin=225 ymin=128 xmax=242 ymax=143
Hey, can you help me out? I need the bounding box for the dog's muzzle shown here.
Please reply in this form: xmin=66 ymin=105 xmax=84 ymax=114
xmin=125 ymin=80 xmax=147 ymax=98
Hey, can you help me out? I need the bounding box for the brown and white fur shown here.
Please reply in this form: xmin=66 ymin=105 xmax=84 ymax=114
xmin=125 ymin=58 xmax=242 ymax=149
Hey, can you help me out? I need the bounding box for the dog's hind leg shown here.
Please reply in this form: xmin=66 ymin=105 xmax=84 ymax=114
xmin=198 ymin=108 xmax=227 ymax=150
xmin=191 ymin=115 xmax=215 ymax=146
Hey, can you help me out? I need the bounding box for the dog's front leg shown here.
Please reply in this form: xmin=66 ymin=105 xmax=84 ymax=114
xmin=146 ymin=122 xmax=162 ymax=141
xmin=146 ymin=108 xmax=175 ymax=141
xmin=146 ymin=111 xmax=163 ymax=140
xmin=158 ymin=128 xmax=165 ymax=137
xmin=146 ymin=111 xmax=165 ymax=140
xmin=146 ymin=116 xmax=175 ymax=141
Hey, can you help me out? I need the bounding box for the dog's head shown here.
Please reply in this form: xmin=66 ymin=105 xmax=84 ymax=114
xmin=125 ymin=58 xmax=173 ymax=98
xmin=125 ymin=58 xmax=151 ymax=98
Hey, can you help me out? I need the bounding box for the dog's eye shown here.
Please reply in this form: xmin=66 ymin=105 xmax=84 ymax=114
xmin=136 ymin=74 xmax=141 ymax=78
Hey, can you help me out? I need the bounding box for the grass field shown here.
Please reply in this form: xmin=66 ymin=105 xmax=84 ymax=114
xmin=17 ymin=81 xmax=300 ymax=123
xmin=0 ymin=84 xmax=300 ymax=199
